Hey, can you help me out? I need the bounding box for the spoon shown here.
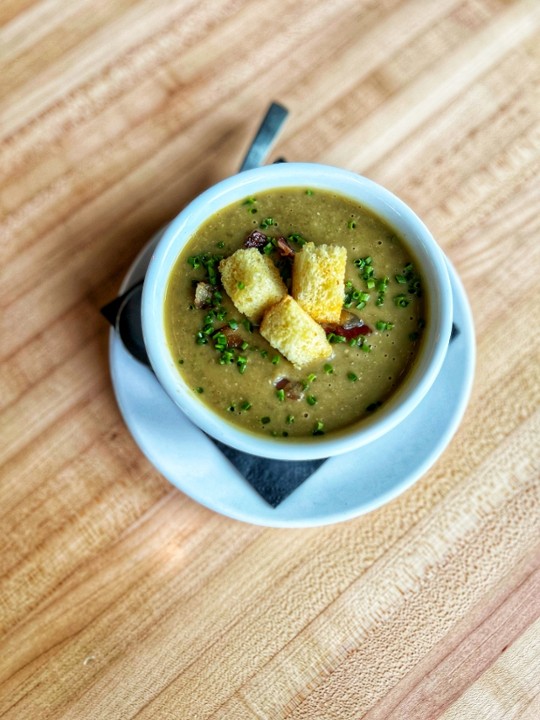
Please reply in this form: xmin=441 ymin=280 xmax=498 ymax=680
xmin=101 ymin=101 xmax=289 ymax=365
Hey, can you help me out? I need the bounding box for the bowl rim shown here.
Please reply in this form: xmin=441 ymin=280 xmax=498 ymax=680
xmin=142 ymin=162 xmax=453 ymax=460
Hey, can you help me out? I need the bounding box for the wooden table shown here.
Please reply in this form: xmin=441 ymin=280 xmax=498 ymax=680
xmin=2 ymin=1 xmax=539 ymax=717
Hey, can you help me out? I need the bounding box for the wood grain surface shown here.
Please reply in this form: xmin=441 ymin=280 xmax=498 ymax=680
xmin=1 ymin=0 xmax=540 ymax=718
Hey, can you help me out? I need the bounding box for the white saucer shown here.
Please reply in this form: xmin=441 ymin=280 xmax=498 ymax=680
xmin=109 ymin=234 xmax=475 ymax=528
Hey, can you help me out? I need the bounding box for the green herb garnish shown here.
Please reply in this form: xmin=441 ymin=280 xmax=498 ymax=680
xmin=394 ymin=294 xmax=410 ymax=308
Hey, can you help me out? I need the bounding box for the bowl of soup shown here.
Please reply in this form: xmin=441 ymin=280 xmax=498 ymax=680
xmin=142 ymin=163 xmax=453 ymax=460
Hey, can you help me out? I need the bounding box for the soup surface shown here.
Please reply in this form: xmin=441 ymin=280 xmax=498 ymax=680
xmin=164 ymin=187 xmax=426 ymax=438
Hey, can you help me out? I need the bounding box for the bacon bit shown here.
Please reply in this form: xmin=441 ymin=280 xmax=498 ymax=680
xmin=273 ymin=377 xmax=305 ymax=401
xmin=244 ymin=230 xmax=268 ymax=249
xmin=322 ymin=322 xmax=372 ymax=339
xmin=221 ymin=326 xmax=244 ymax=348
xmin=194 ymin=281 xmax=214 ymax=309
xmin=276 ymin=236 xmax=295 ymax=257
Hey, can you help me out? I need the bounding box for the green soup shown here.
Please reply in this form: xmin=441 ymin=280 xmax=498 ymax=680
xmin=164 ymin=187 xmax=426 ymax=438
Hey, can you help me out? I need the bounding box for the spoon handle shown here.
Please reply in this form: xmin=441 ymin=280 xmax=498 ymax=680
xmin=239 ymin=102 xmax=289 ymax=172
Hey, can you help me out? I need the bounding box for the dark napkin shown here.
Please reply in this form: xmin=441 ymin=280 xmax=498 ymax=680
xmin=101 ymin=285 xmax=328 ymax=507
xmin=213 ymin=439 xmax=326 ymax=507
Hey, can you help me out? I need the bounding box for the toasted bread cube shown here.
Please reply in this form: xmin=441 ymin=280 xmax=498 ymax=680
xmin=292 ymin=242 xmax=347 ymax=323
xmin=219 ymin=248 xmax=287 ymax=323
xmin=260 ymin=296 xmax=332 ymax=369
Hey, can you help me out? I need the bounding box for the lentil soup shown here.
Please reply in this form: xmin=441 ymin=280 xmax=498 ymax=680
xmin=164 ymin=187 xmax=426 ymax=438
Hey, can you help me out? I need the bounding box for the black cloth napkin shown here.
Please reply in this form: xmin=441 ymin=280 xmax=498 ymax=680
xmin=213 ymin=439 xmax=326 ymax=507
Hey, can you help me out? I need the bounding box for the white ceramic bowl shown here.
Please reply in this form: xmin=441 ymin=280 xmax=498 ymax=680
xmin=142 ymin=163 xmax=453 ymax=460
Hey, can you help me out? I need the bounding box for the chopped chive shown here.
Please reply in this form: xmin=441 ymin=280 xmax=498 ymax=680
xmin=250 ymin=207 xmax=258 ymax=214
xmin=237 ymin=356 xmax=248 ymax=373
xmin=260 ymin=217 xmax=275 ymax=229
xmin=242 ymin=197 xmax=256 ymax=205
xmin=361 ymin=342 xmax=372 ymax=352
xmin=395 ymin=274 xmax=407 ymax=284
xmin=288 ymin=233 xmax=306 ymax=246
xmin=240 ymin=341 xmax=249 ymax=350
xmin=306 ymin=395 xmax=317 ymax=406
xmin=348 ymin=220 xmax=356 ymax=229
xmin=312 ymin=420 xmax=325 ymax=436
xmin=237 ymin=281 xmax=245 ymax=290
xmin=260 ymin=349 xmax=268 ymax=358
xmin=261 ymin=416 xmax=271 ymax=425
xmin=286 ymin=414 xmax=295 ymax=424
xmin=307 ymin=373 xmax=317 ymax=383
xmin=243 ymin=319 xmax=253 ymax=333
xmin=324 ymin=363 xmax=334 ymax=374
xmin=305 ymin=189 xmax=314 ymax=195
xmin=195 ymin=387 xmax=204 ymax=394
xmin=328 ymin=333 xmax=346 ymax=344
xmin=216 ymin=241 xmax=225 ymax=249
xmin=366 ymin=279 xmax=375 ymax=289
xmin=282 ymin=431 xmax=289 ymax=437
xmin=178 ymin=359 xmax=184 ymax=364
xmin=276 ymin=389 xmax=285 ymax=402
xmin=376 ymin=320 xmax=394 ymax=331
xmin=394 ymin=294 xmax=410 ymax=308
xmin=228 ymin=319 xmax=239 ymax=330
xmin=272 ymin=355 xmax=280 ymax=365
xmin=240 ymin=401 xmax=252 ymax=411
xmin=347 ymin=372 xmax=358 ymax=382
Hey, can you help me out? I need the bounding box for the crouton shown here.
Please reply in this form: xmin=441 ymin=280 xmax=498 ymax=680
xmin=219 ymin=248 xmax=287 ymax=323
xmin=260 ymin=296 xmax=333 ymax=369
xmin=292 ymin=242 xmax=347 ymax=323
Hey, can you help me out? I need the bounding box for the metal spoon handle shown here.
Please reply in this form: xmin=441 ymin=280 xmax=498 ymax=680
xmin=239 ymin=102 xmax=289 ymax=172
